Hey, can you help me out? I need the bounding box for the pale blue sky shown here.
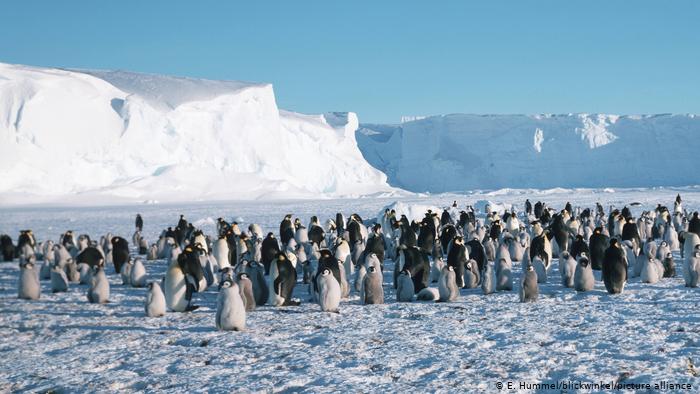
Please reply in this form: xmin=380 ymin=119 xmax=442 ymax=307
xmin=2 ymin=1 xmax=698 ymax=123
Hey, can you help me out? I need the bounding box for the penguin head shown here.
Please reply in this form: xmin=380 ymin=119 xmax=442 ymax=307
xmin=609 ymin=238 xmax=619 ymax=248
xmin=321 ymin=268 xmax=331 ymax=276
xmin=400 ymin=269 xmax=410 ymax=276
xmin=578 ymin=256 xmax=589 ymax=267
xmin=237 ymin=272 xmax=249 ymax=281
xmin=368 ymin=266 xmax=376 ymax=273
xmin=666 ymin=252 xmax=672 ymax=259
xmin=447 ymin=265 xmax=454 ymax=272
xmin=221 ymin=279 xmax=234 ymax=288
xmin=465 ymin=261 xmax=472 ymax=270
xmin=146 ymin=282 xmax=154 ymax=290
xmin=526 ymin=264 xmax=534 ymax=272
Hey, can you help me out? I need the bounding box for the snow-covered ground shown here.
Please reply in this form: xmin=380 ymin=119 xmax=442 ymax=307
xmin=1 ymin=188 xmax=699 ymax=392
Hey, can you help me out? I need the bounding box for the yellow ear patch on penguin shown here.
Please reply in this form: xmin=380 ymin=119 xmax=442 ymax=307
xmin=279 ymin=254 xmax=286 ymax=261
xmin=185 ymin=247 xmax=193 ymax=253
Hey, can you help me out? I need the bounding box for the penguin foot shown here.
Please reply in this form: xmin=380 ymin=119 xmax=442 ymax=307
xmin=184 ymin=305 xmax=200 ymax=312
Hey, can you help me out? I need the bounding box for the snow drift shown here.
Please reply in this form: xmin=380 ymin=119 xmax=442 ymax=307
xmin=0 ymin=63 xmax=392 ymax=204
xmin=358 ymin=113 xmax=700 ymax=192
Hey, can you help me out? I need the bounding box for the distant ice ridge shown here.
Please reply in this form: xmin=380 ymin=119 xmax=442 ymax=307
xmin=358 ymin=113 xmax=700 ymax=192
xmin=0 ymin=63 xmax=394 ymax=204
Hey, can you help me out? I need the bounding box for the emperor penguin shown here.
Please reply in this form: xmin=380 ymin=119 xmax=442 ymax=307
xmin=574 ymin=253 xmax=595 ymax=292
xmin=602 ymin=239 xmax=627 ymax=294
xmin=361 ymin=265 xmax=384 ymax=304
xmin=51 ymin=265 xmax=69 ymax=293
xmin=121 ymin=258 xmax=133 ymax=285
xmin=640 ymin=255 xmax=664 ymax=284
xmin=110 ymin=236 xmax=129 ymax=274
xmin=438 ymin=266 xmax=459 ymax=302
xmin=559 ymin=251 xmax=576 ymax=288
xmin=317 ymin=268 xmax=341 ymax=313
xmin=216 ymin=279 xmax=246 ymax=331
xmin=130 ymin=258 xmax=147 ymax=288
xmin=138 ymin=238 xmax=148 ymax=255
xmin=213 ymin=237 xmax=231 ymax=270
xmin=496 ymin=257 xmax=513 ymax=291
xmin=147 ymin=244 xmax=158 ymax=261
xmin=267 ymin=252 xmax=299 ymax=306
xmin=684 ymin=247 xmax=700 ymax=287
xmin=87 ymin=264 xmax=110 ymax=303
xmin=481 ymin=261 xmax=496 ymax=295
xmin=519 ymin=263 xmax=539 ymax=302
xmin=164 ymin=251 xmax=189 ymax=312
xmin=236 ymin=273 xmax=256 ymax=312
xmin=463 ymin=259 xmax=480 ymax=289
xmin=396 ymin=270 xmax=414 ymax=302
xmin=245 ymin=260 xmax=269 ymax=306
xmin=662 ymin=252 xmax=676 ymax=278
xmin=78 ymin=263 xmax=92 ymax=284
xmin=145 ymin=282 xmax=166 ymax=317
xmin=656 ymin=241 xmax=671 ymax=261
xmin=64 ymin=259 xmax=80 ymax=283
xmin=18 ymin=256 xmax=41 ymax=300
xmin=532 ymin=256 xmax=547 ymax=284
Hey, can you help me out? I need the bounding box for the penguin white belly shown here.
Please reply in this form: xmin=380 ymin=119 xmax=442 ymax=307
xmin=318 ymin=274 xmax=341 ymax=312
xmin=164 ymin=265 xmax=188 ymax=312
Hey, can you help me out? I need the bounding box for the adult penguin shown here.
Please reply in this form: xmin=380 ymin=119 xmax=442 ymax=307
xmin=570 ymin=234 xmax=590 ymax=260
xmin=174 ymin=246 xmax=206 ymax=311
xmin=466 ymin=237 xmax=486 ymax=273
xmin=317 ymin=268 xmax=341 ymax=313
xmin=75 ymin=246 xmax=104 ymax=268
xmin=316 ymin=249 xmax=342 ymax=286
xmin=335 ymin=213 xmax=346 ymax=236
xmin=529 ymin=233 xmax=550 ymax=269
xmin=550 ymin=212 xmax=569 ymax=256
xmin=588 ymin=227 xmax=608 ymax=270
xmin=363 ymin=224 xmax=385 ymax=269
xmin=534 ymin=201 xmax=544 ymax=219
xmin=110 ymin=236 xmax=129 ymax=274
xmin=440 ymin=209 xmax=453 ymax=226
xmin=279 ymin=214 xmax=295 ymax=247
xmin=399 ymin=246 xmax=430 ymax=293
xmin=260 ymin=233 xmax=281 ymax=275
xmin=446 ymin=236 xmax=468 ymax=288
xmin=688 ymin=212 xmax=700 ymax=238
xmin=489 ymin=220 xmax=502 ymax=241
xmin=440 ymin=224 xmax=457 ymax=255
xmin=224 ymin=228 xmax=238 ymax=267
xmin=135 ymin=214 xmax=143 ymax=232
xmin=1 ymin=234 xmax=15 ymax=261
xmin=308 ymin=223 xmax=325 ymax=248
xmin=18 ymin=230 xmax=36 ymax=251
xmin=417 ymin=215 xmax=436 ymax=254
xmin=399 ymin=223 xmax=417 ymax=248
xmin=268 ymin=252 xmax=299 ymax=306
xmin=347 ymin=219 xmax=363 ymax=246
xmin=602 ymin=239 xmax=627 ymax=294
xmin=177 ymin=215 xmax=188 ymax=232
xmin=621 ymin=218 xmax=641 ymax=250
xmin=525 ymin=199 xmax=532 ymax=215
xmin=564 ymin=202 xmax=573 ymax=216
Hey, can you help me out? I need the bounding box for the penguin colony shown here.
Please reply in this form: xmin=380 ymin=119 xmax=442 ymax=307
xmin=6 ymin=194 xmax=700 ymax=332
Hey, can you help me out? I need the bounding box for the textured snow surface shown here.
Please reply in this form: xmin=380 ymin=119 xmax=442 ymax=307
xmin=358 ymin=113 xmax=700 ymax=192
xmin=1 ymin=188 xmax=700 ymax=392
xmin=0 ymin=63 xmax=392 ymax=204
